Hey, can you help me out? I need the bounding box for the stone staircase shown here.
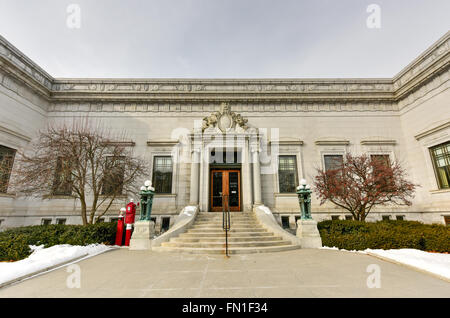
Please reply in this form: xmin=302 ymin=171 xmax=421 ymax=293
xmin=152 ymin=212 xmax=300 ymax=254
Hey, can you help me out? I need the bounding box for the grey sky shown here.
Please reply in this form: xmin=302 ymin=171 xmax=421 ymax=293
xmin=0 ymin=0 xmax=449 ymax=78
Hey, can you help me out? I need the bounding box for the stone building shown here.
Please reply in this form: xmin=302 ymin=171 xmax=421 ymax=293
xmin=0 ymin=32 xmax=449 ymax=233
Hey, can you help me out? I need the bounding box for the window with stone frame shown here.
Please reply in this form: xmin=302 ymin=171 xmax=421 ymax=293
xmin=278 ymin=155 xmax=298 ymax=193
xmin=52 ymin=157 xmax=72 ymax=195
xmin=0 ymin=145 xmax=16 ymax=193
xmin=430 ymin=141 xmax=450 ymax=189
xmin=152 ymin=156 xmax=173 ymax=194
xmin=101 ymin=156 xmax=125 ymax=195
xmin=323 ymin=154 xmax=343 ymax=172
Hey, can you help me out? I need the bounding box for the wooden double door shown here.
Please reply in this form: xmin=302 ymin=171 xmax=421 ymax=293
xmin=210 ymin=169 xmax=241 ymax=212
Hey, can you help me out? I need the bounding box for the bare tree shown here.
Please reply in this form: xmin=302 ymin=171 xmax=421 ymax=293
xmin=10 ymin=119 xmax=148 ymax=225
xmin=313 ymin=153 xmax=418 ymax=221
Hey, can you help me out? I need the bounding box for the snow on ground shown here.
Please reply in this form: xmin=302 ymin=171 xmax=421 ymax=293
xmin=366 ymin=248 xmax=450 ymax=280
xmin=321 ymin=246 xmax=450 ymax=279
xmin=0 ymin=244 xmax=112 ymax=285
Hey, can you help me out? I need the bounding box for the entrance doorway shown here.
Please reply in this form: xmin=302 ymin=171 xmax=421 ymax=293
xmin=210 ymin=169 xmax=241 ymax=212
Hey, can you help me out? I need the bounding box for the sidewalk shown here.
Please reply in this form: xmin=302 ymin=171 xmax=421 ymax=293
xmin=0 ymin=248 xmax=448 ymax=297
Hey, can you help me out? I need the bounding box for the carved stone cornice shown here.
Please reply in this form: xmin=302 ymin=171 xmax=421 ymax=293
xmin=0 ymin=32 xmax=449 ymax=108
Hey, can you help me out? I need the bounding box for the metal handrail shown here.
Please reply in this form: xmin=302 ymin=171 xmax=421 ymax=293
xmin=222 ymin=194 xmax=231 ymax=257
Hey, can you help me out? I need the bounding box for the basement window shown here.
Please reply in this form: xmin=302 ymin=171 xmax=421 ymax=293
xmin=161 ymin=217 xmax=170 ymax=233
xmin=151 ymin=217 xmax=157 ymax=223
xmin=345 ymin=215 xmax=353 ymax=220
xmin=382 ymin=215 xmax=391 ymax=221
xmin=331 ymin=215 xmax=340 ymax=220
xmin=281 ymin=216 xmax=290 ymax=229
xmin=56 ymin=218 xmax=66 ymax=225
xmin=444 ymin=216 xmax=450 ymax=226
xmin=396 ymin=215 xmax=404 ymax=221
xmin=41 ymin=218 xmax=52 ymax=225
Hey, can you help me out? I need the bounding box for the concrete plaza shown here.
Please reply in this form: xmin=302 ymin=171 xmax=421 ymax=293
xmin=0 ymin=249 xmax=448 ymax=298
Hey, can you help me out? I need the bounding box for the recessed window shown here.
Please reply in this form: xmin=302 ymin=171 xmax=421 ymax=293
xmin=96 ymin=218 xmax=105 ymax=223
xmin=430 ymin=141 xmax=450 ymax=189
xmin=324 ymin=155 xmax=343 ymax=172
xmin=281 ymin=216 xmax=290 ymax=229
xmin=345 ymin=215 xmax=353 ymax=220
xmin=0 ymin=219 xmax=4 ymax=226
xmin=161 ymin=217 xmax=171 ymax=233
xmin=331 ymin=215 xmax=340 ymax=221
xmin=102 ymin=156 xmax=125 ymax=195
xmin=382 ymin=215 xmax=391 ymax=221
xmin=52 ymin=157 xmax=72 ymax=195
xmin=151 ymin=217 xmax=157 ymax=223
xmin=152 ymin=156 xmax=173 ymax=193
xmin=0 ymin=145 xmax=16 ymax=193
xmin=444 ymin=216 xmax=450 ymax=226
xmin=41 ymin=218 xmax=52 ymax=225
xmin=295 ymin=216 xmax=300 ymax=224
xmin=56 ymin=218 xmax=66 ymax=225
xmin=396 ymin=215 xmax=404 ymax=221
xmin=278 ymin=156 xmax=298 ymax=193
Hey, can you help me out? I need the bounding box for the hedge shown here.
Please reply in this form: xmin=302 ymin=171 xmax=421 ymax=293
xmin=0 ymin=222 xmax=116 ymax=262
xmin=318 ymin=220 xmax=450 ymax=252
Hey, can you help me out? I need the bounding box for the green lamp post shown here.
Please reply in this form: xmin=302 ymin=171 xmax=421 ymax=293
xmin=296 ymin=178 xmax=312 ymax=220
xmin=139 ymin=180 xmax=155 ymax=221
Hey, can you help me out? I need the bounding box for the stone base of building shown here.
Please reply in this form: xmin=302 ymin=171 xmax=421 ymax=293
xmin=296 ymin=219 xmax=322 ymax=248
xmin=129 ymin=220 xmax=155 ymax=250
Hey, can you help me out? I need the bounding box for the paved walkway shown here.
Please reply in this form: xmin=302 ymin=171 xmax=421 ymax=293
xmin=0 ymin=249 xmax=449 ymax=297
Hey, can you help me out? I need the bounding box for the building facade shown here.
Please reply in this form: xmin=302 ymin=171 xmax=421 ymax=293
xmin=0 ymin=32 xmax=449 ymax=232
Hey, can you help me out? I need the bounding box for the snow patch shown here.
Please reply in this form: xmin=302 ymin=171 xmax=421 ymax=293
xmin=321 ymin=246 xmax=450 ymax=279
xmin=0 ymin=244 xmax=112 ymax=285
xmin=366 ymin=248 xmax=450 ymax=280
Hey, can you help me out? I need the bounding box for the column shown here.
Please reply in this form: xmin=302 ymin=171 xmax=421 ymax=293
xmin=189 ymin=149 xmax=200 ymax=205
xmin=252 ymin=148 xmax=262 ymax=205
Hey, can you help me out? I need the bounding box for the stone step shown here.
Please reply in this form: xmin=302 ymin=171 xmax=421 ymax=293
xmin=170 ymin=236 xmax=283 ymax=243
xmin=152 ymin=244 xmax=301 ymax=254
xmin=192 ymin=222 xmax=260 ymax=227
xmin=161 ymin=239 xmax=292 ymax=248
xmin=179 ymin=232 xmax=274 ymax=238
xmin=187 ymin=227 xmax=267 ymax=233
xmin=195 ymin=217 xmax=256 ymax=222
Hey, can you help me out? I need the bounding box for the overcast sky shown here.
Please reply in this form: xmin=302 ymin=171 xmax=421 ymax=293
xmin=0 ymin=0 xmax=449 ymax=78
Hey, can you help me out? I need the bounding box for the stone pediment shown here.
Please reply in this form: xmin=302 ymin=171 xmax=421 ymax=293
xmin=202 ymin=102 xmax=250 ymax=133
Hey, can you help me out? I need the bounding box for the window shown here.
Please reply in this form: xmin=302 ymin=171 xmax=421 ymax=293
xmin=0 ymin=145 xmax=16 ymax=193
xmin=278 ymin=156 xmax=298 ymax=193
xmin=345 ymin=215 xmax=353 ymax=220
xmin=0 ymin=219 xmax=4 ymax=226
xmin=444 ymin=216 xmax=450 ymax=226
xmin=331 ymin=215 xmax=340 ymax=220
xmin=152 ymin=156 xmax=173 ymax=193
xmin=110 ymin=217 xmax=119 ymax=223
xmin=41 ymin=218 xmax=52 ymax=225
xmin=430 ymin=141 xmax=450 ymax=189
xmin=151 ymin=217 xmax=157 ymax=224
xmin=53 ymin=157 xmax=72 ymax=195
xmin=371 ymin=154 xmax=390 ymax=166
xmin=96 ymin=218 xmax=105 ymax=223
xmin=382 ymin=215 xmax=391 ymax=221
xmin=161 ymin=217 xmax=171 ymax=233
xmin=396 ymin=215 xmax=404 ymax=221
xmin=56 ymin=218 xmax=66 ymax=225
xmin=324 ymin=155 xmax=343 ymax=172
xmin=281 ymin=216 xmax=290 ymax=229
xmin=295 ymin=216 xmax=300 ymax=225
xmin=102 ymin=156 xmax=125 ymax=195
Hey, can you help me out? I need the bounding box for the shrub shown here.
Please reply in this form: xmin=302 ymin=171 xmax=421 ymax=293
xmin=318 ymin=220 xmax=450 ymax=252
xmin=0 ymin=222 xmax=117 ymax=261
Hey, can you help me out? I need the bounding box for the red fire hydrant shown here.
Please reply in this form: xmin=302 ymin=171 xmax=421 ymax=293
xmin=124 ymin=199 xmax=137 ymax=246
xmin=115 ymin=207 xmax=126 ymax=246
